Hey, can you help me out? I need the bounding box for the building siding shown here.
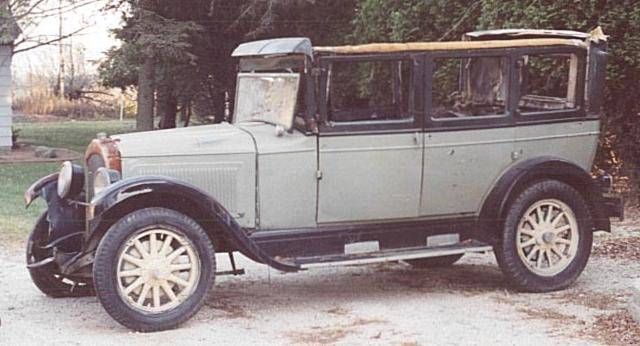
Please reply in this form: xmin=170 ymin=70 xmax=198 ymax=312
xmin=0 ymin=45 xmax=12 ymax=149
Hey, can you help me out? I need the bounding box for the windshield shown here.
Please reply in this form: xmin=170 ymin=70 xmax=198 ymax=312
xmin=233 ymin=73 xmax=301 ymax=129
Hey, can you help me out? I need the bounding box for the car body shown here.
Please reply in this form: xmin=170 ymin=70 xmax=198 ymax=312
xmin=24 ymin=27 xmax=623 ymax=331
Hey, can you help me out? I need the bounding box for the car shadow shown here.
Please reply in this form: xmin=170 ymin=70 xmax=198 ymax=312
xmin=203 ymin=259 xmax=508 ymax=319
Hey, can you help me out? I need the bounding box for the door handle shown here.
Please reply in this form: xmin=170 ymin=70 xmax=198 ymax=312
xmin=413 ymin=132 xmax=421 ymax=145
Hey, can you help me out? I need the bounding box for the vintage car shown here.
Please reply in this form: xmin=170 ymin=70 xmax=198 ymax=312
xmin=24 ymin=28 xmax=622 ymax=332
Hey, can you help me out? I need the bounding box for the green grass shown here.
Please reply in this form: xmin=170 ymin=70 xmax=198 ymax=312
xmin=1 ymin=120 xmax=137 ymax=245
xmin=0 ymin=163 xmax=59 ymax=243
xmin=15 ymin=120 xmax=137 ymax=153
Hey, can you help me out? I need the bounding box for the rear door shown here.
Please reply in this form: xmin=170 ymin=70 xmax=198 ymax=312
xmin=317 ymin=55 xmax=424 ymax=223
xmin=420 ymin=53 xmax=516 ymax=216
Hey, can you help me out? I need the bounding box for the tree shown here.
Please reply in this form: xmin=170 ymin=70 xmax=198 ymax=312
xmin=475 ymin=0 xmax=640 ymax=191
xmin=100 ymin=0 xmax=357 ymax=128
xmin=350 ymin=0 xmax=640 ymax=192
xmin=99 ymin=0 xmax=205 ymax=130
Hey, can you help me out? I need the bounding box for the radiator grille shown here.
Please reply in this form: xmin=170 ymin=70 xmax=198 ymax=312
xmin=131 ymin=163 xmax=240 ymax=212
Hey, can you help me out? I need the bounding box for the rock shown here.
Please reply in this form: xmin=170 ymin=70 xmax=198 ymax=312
xmin=33 ymin=146 xmax=57 ymax=158
xmin=630 ymin=279 xmax=640 ymax=324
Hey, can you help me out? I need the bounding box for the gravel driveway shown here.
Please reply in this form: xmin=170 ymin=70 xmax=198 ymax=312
xmin=1 ymin=217 xmax=639 ymax=345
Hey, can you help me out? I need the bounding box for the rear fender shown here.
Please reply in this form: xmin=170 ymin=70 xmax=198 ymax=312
xmin=87 ymin=176 xmax=298 ymax=272
xmin=478 ymin=157 xmax=611 ymax=243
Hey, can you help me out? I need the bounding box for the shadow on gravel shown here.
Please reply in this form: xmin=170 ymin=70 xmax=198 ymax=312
xmin=203 ymin=261 xmax=507 ymax=319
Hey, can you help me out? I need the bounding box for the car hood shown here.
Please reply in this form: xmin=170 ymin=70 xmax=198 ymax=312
xmin=113 ymin=122 xmax=256 ymax=158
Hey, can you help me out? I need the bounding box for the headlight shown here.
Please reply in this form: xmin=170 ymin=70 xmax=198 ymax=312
xmin=57 ymin=161 xmax=84 ymax=199
xmin=93 ymin=167 xmax=121 ymax=196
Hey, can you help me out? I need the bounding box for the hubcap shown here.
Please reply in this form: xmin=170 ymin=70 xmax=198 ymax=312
xmin=515 ymin=199 xmax=579 ymax=277
xmin=116 ymin=229 xmax=200 ymax=314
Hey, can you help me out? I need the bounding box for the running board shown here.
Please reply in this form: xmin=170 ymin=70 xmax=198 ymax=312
xmin=293 ymin=241 xmax=492 ymax=269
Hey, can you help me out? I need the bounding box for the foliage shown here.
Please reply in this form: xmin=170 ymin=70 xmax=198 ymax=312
xmin=475 ymin=0 xmax=640 ymax=193
xmin=350 ymin=0 xmax=640 ymax=193
xmin=11 ymin=126 xmax=19 ymax=149
xmin=350 ymin=0 xmax=479 ymax=43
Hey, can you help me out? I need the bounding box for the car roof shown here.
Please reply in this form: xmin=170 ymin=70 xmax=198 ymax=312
xmin=464 ymin=28 xmax=592 ymax=40
xmin=313 ymin=38 xmax=586 ymax=55
xmin=231 ymin=28 xmax=605 ymax=58
xmin=231 ymin=37 xmax=313 ymax=58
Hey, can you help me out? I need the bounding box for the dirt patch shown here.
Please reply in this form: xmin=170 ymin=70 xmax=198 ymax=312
xmin=325 ymin=306 xmax=350 ymax=316
xmin=204 ymin=295 xmax=251 ymax=319
xmin=0 ymin=145 xmax=81 ymax=164
xmin=550 ymin=289 xmax=628 ymax=311
xmin=593 ymin=236 xmax=640 ymax=261
xmin=286 ymin=317 xmax=387 ymax=345
xmin=517 ymin=306 xmax=578 ymax=323
xmin=584 ymin=310 xmax=640 ymax=345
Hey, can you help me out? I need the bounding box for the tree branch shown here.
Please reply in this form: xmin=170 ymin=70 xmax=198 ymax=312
xmin=13 ymin=25 xmax=89 ymax=54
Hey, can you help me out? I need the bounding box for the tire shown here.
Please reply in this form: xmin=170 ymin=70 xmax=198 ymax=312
xmin=26 ymin=212 xmax=94 ymax=298
xmin=93 ymin=207 xmax=216 ymax=332
xmin=405 ymin=254 xmax=463 ymax=268
xmin=495 ymin=180 xmax=593 ymax=293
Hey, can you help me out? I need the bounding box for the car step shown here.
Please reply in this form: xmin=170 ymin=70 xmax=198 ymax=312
xmin=292 ymin=240 xmax=492 ymax=269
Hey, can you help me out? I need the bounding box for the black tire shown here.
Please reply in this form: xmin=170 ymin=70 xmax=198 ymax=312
xmin=495 ymin=180 xmax=593 ymax=293
xmin=93 ymin=207 xmax=216 ymax=332
xmin=26 ymin=213 xmax=94 ymax=298
xmin=405 ymin=254 xmax=463 ymax=268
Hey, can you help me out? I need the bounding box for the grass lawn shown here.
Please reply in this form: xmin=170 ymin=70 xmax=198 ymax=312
xmin=0 ymin=163 xmax=58 ymax=244
xmin=14 ymin=120 xmax=136 ymax=153
xmin=1 ymin=120 xmax=137 ymax=245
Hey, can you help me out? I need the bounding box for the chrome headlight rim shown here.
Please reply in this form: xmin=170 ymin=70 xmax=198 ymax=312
xmin=57 ymin=161 xmax=84 ymax=199
xmin=93 ymin=167 xmax=121 ymax=196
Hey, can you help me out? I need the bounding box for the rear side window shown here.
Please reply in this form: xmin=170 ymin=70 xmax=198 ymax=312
xmin=517 ymin=53 xmax=579 ymax=114
xmin=431 ymin=56 xmax=508 ymax=119
xmin=328 ymin=59 xmax=413 ymax=122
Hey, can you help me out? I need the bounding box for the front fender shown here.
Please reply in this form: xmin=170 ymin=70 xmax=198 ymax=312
xmin=24 ymin=173 xmax=58 ymax=208
xmin=87 ymin=175 xmax=298 ymax=272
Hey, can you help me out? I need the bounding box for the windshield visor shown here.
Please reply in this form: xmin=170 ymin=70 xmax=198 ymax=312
xmin=234 ymin=73 xmax=300 ymax=129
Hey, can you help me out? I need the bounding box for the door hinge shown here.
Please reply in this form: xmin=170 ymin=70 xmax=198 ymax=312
xmin=511 ymin=149 xmax=523 ymax=161
xmin=316 ymin=170 xmax=323 ymax=180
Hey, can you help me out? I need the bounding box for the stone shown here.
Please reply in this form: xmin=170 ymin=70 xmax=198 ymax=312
xmin=34 ymin=146 xmax=57 ymax=158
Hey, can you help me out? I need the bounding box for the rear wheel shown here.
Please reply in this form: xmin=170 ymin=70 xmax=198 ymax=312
xmin=495 ymin=180 xmax=593 ymax=292
xmin=405 ymin=254 xmax=463 ymax=268
xmin=93 ymin=208 xmax=215 ymax=332
xmin=26 ymin=212 xmax=94 ymax=297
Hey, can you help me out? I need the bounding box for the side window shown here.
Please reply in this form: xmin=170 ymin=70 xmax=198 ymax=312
xmin=517 ymin=53 xmax=579 ymax=114
xmin=432 ymin=56 xmax=508 ymax=119
xmin=328 ymin=59 xmax=413 ymax=122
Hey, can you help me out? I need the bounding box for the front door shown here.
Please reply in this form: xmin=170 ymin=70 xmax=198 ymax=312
xmin=316 ymin=56 xmax=424 ymax=223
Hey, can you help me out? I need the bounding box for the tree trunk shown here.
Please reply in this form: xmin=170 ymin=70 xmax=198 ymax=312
xmin=136 ymin=56 xmax=155 ymax=131
xmin=157 ymin=81 xmax=177 ymax=129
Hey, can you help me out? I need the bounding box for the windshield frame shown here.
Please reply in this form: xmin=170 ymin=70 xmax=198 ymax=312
xmin=233 ymin=72 xmax=301 ymax=130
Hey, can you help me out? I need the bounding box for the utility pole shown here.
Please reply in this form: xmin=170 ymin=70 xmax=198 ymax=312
xmin=58 ymin=0 xmax=65 ymax=100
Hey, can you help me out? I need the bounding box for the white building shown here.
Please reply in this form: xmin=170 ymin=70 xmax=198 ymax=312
xmin=0 ymin=19 xmax=19 ymax=149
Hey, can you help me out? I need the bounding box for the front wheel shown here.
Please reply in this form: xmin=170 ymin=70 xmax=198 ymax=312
xmin=93 ymin=208 xmax=216 ymax=332
xmin=495 ymin=180 xmax=593 ymax=292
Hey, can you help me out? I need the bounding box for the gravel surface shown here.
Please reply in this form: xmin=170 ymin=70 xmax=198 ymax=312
xmin=1 ymin=216 xmax=639 ymax=345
